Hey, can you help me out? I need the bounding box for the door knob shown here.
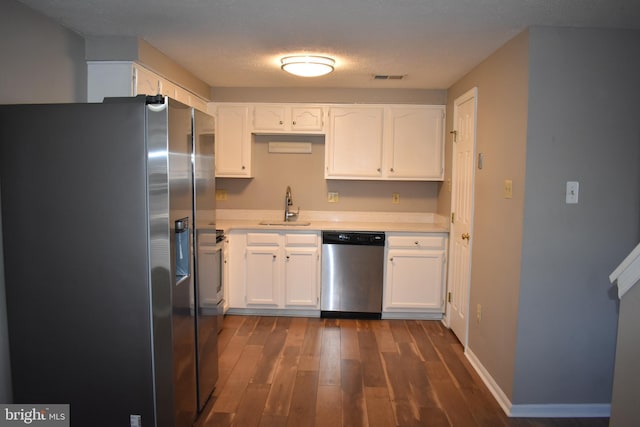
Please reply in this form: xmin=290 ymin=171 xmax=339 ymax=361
xmin=461 ymin=233 xmax=470 ymax=241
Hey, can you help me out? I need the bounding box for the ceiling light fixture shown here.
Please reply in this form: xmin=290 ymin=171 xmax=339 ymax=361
xmin=280 ymin=55 xmax=335 ymax=77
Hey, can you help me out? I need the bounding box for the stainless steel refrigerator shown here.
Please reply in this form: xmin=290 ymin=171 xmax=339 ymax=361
xmin=0 ymin=96 xmax=218 ymax=427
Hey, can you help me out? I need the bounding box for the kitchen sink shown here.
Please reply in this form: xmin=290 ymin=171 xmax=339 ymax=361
xmin=259 ymin=220 xmax=311 ymax=226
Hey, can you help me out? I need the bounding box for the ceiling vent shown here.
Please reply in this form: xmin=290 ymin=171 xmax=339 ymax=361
xmin=373 ymin=74 xmax=406 ymax=80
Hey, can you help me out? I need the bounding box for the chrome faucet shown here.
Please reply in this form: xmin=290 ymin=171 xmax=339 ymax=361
xmin=284 ymin=185 xmax=299 ymax=222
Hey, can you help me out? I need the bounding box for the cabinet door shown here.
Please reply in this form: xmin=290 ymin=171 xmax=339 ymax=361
xmin=216 ymin=105 xmax=252 ymax=177
xmin=326 ymin=107 xmax=384 ymax=179
xmin=385 ymin=249 xmax=445 ymax=310
xmin=135 ymin=65 xmax=162 ymax=96
xmin=87 ymin=61 xmax=135 ymax=102
xmin=245 ymin=246 xmax=280 ymax=305
xmin=284 ymin=247 xmax=319 ymax=307
xmin=253 ymin=105 xmax=287 ymax=132
xmin=386 ymin=106 xmax=445 ymax=180
xmin=290 ymin=107 xmax=324 ymax=132
xmin=222 ymin=238 xmax=229 ymax=313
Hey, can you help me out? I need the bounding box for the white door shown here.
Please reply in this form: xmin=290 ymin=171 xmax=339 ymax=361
xmin=447 ymin=88 xmax=477 ymax=347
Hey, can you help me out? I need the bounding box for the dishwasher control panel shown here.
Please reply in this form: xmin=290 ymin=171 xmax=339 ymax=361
xmin=322 ymin=231 xmax=385 ymax=246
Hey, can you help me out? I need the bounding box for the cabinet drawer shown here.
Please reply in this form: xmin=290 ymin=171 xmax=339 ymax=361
xmin=387 ymin=235 xmax=446 ymax=249
xmin=246 ymin=233 xmax=280 ymax=246
xmin=284 ymin=233 xmax=318 ymax=247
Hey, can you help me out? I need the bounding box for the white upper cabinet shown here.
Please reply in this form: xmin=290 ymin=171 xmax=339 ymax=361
xmin=325 ymin=105 xmax=445 ymax=181
xmin=253 ymin=105 xmax=325 ymax=133
xmin=325 ymin=107 xmax=385 ymax=179
xmin=211 ymin=102 xmax=445 ymax=180
xmin=215 ymin=105 xmax=252 ymax=178
xmin=87 ymin=61 xmax=209 ymax=112
xmin=135 ymin=64 xmax=162 ymax=96
xmin=385 ymin=106 xmax=445 ymax=180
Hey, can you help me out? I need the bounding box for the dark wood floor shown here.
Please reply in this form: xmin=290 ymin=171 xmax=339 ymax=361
xmin=195 ymin=315 xmax=609 ymax=427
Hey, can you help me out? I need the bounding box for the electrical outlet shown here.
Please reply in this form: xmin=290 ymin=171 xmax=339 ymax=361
xmin=476 ymin=304 xmax=482 ymax=323
xmin=328 ymin=192 xmax=339 ymax=203
xmin=215 ymin=189 xmax=227 ymax=201
xmin=392 ymin=193 xmax=400 ymax=204
xmin=504 ymin=180 xmax=513 ymax=199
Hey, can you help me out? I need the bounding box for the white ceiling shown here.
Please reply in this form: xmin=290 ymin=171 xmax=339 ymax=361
xmin=17 ymin=0 xmax=640 ymax=89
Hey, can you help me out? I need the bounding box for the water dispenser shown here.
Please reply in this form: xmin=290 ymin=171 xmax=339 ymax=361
xmin=175 ymin=217 xmax=190 ymax=283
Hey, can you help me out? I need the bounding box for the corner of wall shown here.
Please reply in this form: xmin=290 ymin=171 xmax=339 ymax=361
xmin=445 ymin=28 xmax=530 ymax=403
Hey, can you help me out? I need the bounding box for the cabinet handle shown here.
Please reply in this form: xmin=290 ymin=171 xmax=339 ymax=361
xmin=286 ymin=255 xmax=290 ymax=260
xmin=390 ymin=168 xmax=395 ymax=172
xmin=279 ymin=120 xmax=284 ymax=125
xmin=389 ymin=257 xmax=394 ymax=262
xmin=292 ymin=121 xmax=297 ymax=125
xmin=377 ymin=168 xmax=381 ymax=172
xmin=461 ymin=233 xmax=470 ymax=241
xmin=414 ymin=241 xmax=419 ymax=245
xmin=273 ymin=254 xmax=277 ymax=259
xmin=242 ymin=165 xmax=246 ymax=170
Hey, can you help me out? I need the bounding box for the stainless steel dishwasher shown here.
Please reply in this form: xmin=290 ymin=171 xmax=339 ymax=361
xmin=321 ymin=231 xmax=385 ymax=319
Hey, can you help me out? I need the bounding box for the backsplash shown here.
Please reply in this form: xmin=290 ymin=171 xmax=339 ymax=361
xmin=215 ymin=135 xmax=440 ymax=213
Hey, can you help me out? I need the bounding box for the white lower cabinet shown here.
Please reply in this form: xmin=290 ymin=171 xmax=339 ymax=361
xmin=228 ymin=230 xmax=320 ymax=312
xmin=284 ymin=238 xmax=320 ymax=307
xmin=384 ymin=233 xmax=448 ymax=317
xmin=245 ymin=244 xmax=280 ymax=305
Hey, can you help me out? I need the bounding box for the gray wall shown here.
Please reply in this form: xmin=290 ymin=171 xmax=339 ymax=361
xmin=610 ymin=279 xmax=640 ymax=426
xmin=443 ymin=30 xmax=530 ymax=400
xmin=217 ymin=135 xmax=438 ymax=213
xmin=85 ymin=36 xmax=211 ymax=100
xmin=443 ymin=26 xmax=640 ymax=408
xmin=0 ymin=0 xmax=87 ymax=403
xmin=513 ymin=27 xmax=640 ymax=405
xmin=211 ymin=87 xmax=447 ymax=105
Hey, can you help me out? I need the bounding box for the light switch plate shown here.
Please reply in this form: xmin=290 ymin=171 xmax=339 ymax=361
xmin=392 ymin=193 xmax=400 ymax=204
xmin=566 ymin=181 xmax=579 ymax=204
xmin=327 ymin=192 xmax=339 ymax=203
xmin=504 ymin=179 xmax=513 ymax=199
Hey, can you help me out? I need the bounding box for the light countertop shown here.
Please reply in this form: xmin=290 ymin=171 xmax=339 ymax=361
xmin=214 ymin=209 xmax=449 ymax=234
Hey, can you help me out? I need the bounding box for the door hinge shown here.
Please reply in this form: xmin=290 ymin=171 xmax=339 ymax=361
xmin=447 ymin=292 xmax=452 ymax=303
xmin=450 ymin=130 xmax=457 ymax=142
xmin=451 ymin=212 xmax=455 ymax=224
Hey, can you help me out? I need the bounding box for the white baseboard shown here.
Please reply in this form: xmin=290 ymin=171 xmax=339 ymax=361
xmin=465 ymin=348 xmax=513 ymax=415
xmin=464 ymin=348 xmax=610 ymax=418
xmin=381 ymin=312 xmax=442 ymax=320
xmin=226 ymin=308 xmax=320 ymax=317
xmin=509 ymin=404 xmax=610 ymax=418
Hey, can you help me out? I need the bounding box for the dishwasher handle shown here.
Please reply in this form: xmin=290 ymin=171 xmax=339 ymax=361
xmin=322 ymin=231 xmax=385 ymax=246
